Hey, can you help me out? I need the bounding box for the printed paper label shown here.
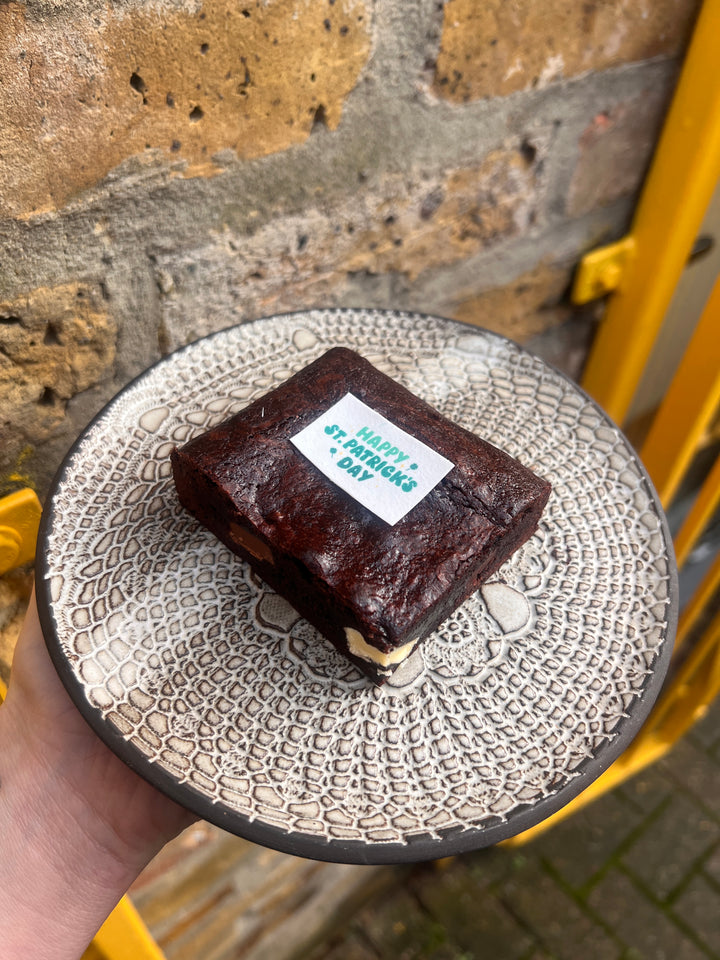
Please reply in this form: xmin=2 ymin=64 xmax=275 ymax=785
xmin=290 ymin=392 xmax=454 ymax=525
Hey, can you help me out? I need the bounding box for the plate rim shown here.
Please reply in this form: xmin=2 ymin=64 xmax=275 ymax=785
xmin=35 ymin=307 xmax=679 ymax=863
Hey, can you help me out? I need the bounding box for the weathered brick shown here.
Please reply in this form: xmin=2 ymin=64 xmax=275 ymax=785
xmin=450 ymin=261 xmax=571 ymax=342
xmin=0 ymin=282 xmax=116 ymax=485
xmin=343 ymin=150 xmax=539 ymax=280
xmin=0 ymin=0 xmax=371 ymax=218
xmin=523 ymin=310 xmax=597 ymax=382
xmin=432 ymin=0 xmax=699 ymax=101
xmin=567 ymin=86 xmax=672 ymax=217
xmin=154 ymin=149 xmax=541 ymax=350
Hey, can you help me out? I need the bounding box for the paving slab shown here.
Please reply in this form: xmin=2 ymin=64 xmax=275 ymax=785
xmin=702 ymin=841 xmax=720 ymax=887
xmin=531 ymin=790 xmax=643 ymax=891
xmin=462 ymin=846 xmax=523 ymax=892
xmin=621 ymin=793 xmax=720 ymax=901
xmin=410 ymin=860 xmax=535 ymax=960
xmin=586 ymin=869 xmax=707 ymax=960
xmin=659 ymin=736 xmax=720 ymax=821
xmin=617 ymin=763 xmax=676 ymax=816
xmin=500 ymin=867 xmax=620 ymax=960
xmin=685 ymin=702 xmax=720 ymax=752
xmin=670 ymin=871 xmax=720 ymax=956
xmin=357 ymin=887 xmax=466 ymax=960
xmin=308 ymin=930 xmax=380 ymax=960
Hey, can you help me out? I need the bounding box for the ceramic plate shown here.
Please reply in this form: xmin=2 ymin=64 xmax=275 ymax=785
xmin=37 ymin=309 xmax=677 ymax=863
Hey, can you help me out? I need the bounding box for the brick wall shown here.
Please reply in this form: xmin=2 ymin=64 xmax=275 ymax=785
xmin=0 ymin=0 xmax=701 ymax=499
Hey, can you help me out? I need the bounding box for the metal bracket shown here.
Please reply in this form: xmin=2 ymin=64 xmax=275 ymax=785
xmin=571 ymin=236 xmax=635 ymax=305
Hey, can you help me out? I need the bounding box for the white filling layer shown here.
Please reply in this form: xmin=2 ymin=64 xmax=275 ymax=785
xmin=344 ymin=628 xmax=418 ymax=667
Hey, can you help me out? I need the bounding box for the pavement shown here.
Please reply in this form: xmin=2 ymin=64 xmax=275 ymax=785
xmin=306 ymin=692 xmax=720 ymax=960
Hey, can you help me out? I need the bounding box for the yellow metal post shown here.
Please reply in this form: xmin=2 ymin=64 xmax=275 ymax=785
xmin=0 ymin=488 xmax=42 ymax=575
xmin=507 ymin=0 xmax=720 ymax=847
xmin=674 ymin=545 xmax=720 ymax=653
xmin=88 ymin=896 xmax=166 ymax=960
xmin=578 ymin=0 xmax=720 ymax=424
xmin=0 ymin=489 xmax=42 ymax=700
xmin=674 ymin=453 xmax=720 ymax=569
xmin=639 ymin=277 xmax=720 ymax=507
xmin=650 ymin=560 xmax=720 ymax=743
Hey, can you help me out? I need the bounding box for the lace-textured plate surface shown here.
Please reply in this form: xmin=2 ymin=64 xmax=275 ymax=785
xmin=37 ymin=310 xmax=676 ymax=862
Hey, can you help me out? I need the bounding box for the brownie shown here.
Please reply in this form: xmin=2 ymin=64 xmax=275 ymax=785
xmin=171 ymin=347 xmax=551 ymax=683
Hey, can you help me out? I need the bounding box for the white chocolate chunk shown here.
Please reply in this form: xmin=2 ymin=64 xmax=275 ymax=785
xmin=229 ymin=522 xmax=274 ymax=564
xmin=344 ymin=628 xmax=418 ymax=667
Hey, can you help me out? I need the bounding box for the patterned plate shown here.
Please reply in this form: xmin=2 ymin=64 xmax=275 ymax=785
xmin=36 ymin=310 xmax=677 ymax=863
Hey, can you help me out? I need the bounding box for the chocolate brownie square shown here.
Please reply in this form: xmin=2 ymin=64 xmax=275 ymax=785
xmin=171 ymin=347 xmax=550 ymax=683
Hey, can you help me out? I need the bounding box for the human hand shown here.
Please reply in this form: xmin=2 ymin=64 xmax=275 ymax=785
xmin=0 ymin=590 xmax=197 ymax=959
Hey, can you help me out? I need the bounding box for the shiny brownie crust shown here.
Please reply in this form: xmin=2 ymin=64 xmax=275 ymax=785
xmin=171 ymin=347 xmax=551 ymax=683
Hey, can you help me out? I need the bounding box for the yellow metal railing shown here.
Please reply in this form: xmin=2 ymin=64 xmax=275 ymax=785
xmin=575 ymin=0 xmax=720 ymax=425
xmin=640 ymin=276 xmax=720 ymax=511
xmin=509 ymin=0 xmax=720 ymax=845
xmin=86 ymin=898 xmax=166 ymax=960
xmin=674 ymin=452 xmax=720 ymax=569
xmin=508 ymin=314 xmax=720 ymax=844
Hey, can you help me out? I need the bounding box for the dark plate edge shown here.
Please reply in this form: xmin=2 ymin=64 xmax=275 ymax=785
xmin=35 ymin=307 xmax=679 ymax=864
